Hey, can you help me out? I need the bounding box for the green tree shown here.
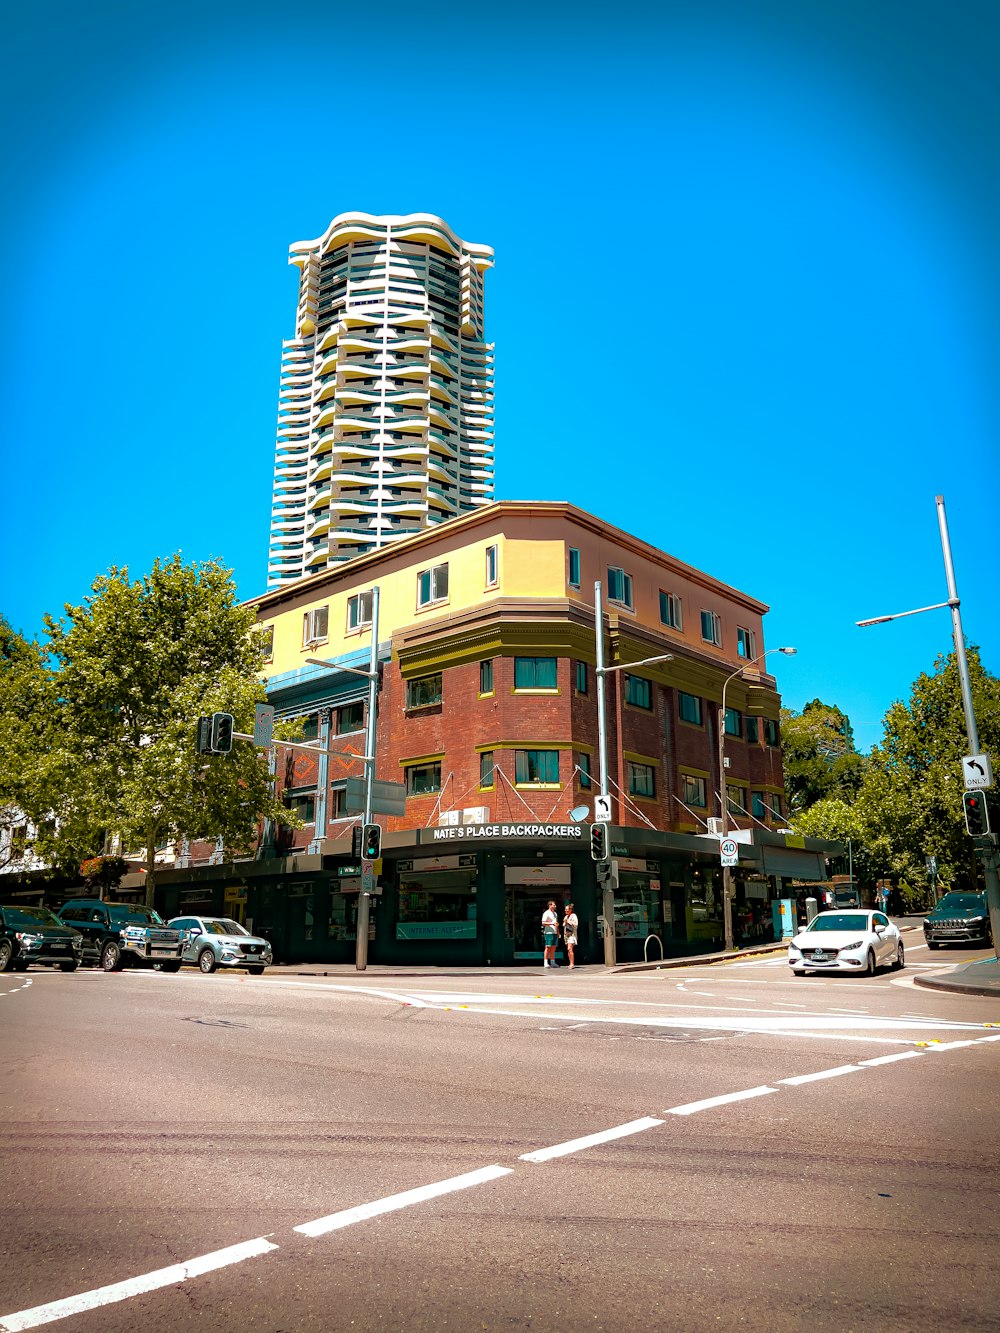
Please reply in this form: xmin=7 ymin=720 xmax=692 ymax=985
xmin=794 ymin=649 xmax=999 ymax=899
xmin=781 ymin=698 xmax=866 ymax=815
xmin=0 ymin=617 xmax=63 ymax=868
xmin=43 ymin=555 xmax=294 ymax=906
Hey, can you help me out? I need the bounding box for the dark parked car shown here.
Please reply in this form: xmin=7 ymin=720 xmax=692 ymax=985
xmin=923 ymin=891 xmax=992 ymax=948
xmin=0 ymin=905 xmax=84 ymax=972
xmin=57 ymin=900 xmax=184 ymax=971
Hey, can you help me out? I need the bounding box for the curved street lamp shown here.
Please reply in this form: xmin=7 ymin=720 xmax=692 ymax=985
xmin=718 ymin=646 xmax=797 ymax=950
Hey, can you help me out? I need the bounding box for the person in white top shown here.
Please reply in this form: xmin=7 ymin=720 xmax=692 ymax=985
xmin=541 ymin=900 xmax=560 ymax=968
xmin=562 ymin=903 xmax=578 ymax=969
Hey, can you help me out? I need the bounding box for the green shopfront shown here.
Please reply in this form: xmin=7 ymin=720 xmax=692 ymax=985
xmin=134 ymin=825 xmax=837 ymax=967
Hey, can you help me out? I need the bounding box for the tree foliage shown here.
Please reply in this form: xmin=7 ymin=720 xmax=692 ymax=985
xmin=793 ymin=649 xmax=998 ymax=899
xmin=781 ymin=698 xmax=866 ymax=814
xmin=28 ymin=555 xmax=294 ymax=903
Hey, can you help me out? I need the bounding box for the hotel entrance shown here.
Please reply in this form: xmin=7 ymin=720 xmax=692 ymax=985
xmin=503 ymin=864 xmax=572 ymax=963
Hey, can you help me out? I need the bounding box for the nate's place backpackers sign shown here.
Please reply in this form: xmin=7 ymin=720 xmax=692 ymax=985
xmin=429 ymin=823 xmax=584 ymax=843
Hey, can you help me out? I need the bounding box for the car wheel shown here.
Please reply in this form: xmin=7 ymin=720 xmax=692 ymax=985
xmin=100 ymin=941 xmax=123 ymax=972
xmin=0 ymin=941 xmax=15 ymax=972
xmin=198 ymin=948 xmax=218 ymax=974
xmin=158 ymin=961 xmax=182 ymax=974
xmin=865 ymin=949 xmax=876 ymax=977
xmin=246 ymin=965 xmax=265 ymax=976
xmin=60 ymin=960 xmax=79 ymax=972
xmin=893 ymin=942 xmax=904 ymax=971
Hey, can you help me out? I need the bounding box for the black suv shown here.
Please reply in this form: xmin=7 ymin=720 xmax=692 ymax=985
xmin=57 ymin=900 xmax=184 ymax=972
xmin=0 ymin=905 xmax=84 ymax=972
xmin=923 ymin=891 xmax=993 ymax=948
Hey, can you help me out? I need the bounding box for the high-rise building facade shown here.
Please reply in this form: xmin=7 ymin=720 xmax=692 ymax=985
xmin=267 ymin=212 xmax=495 ymax=589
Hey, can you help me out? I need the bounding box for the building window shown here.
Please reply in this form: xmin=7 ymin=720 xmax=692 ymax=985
xmin=513 ymin=657 xmax=557 ymax=690
xmin=769 ymin=792 xmax=783 ymax=820
xmin=406 ymin=673 xmax=443 ymax=709
xmin=480 ymin=751 xmax=494 ymax=788
xmin=659 ymin=591 xmax=682 ymax=630
xmin=700 ymin=610 xmax=722 ymax=646
xmin=405 ymin=761 xmax=442 ymax=795
xmin=737 ymin=626 xmax=756 ymax=659
xmin=745 ymin=716 xmax=759 ymax=744
xmin=624 ymin=675 xmax=651 ymax=709
xmin=727 ymin=785 xmax=747 ymax=817
xmin=678 ymin=692 xmax=702 ymax=725
xmin=575 ymin=660 xmax=588 ymax=694
xmin=764 ymin=718 xmax=780 ymax=746
xmin=479 ymin=659 xmax=494 ymax=694
xmin=283 ymin=789 xmax=316 ymax=822
xmin=751 ymin=790 xmax=767 ymax=820
xmin=628 ymin=762 xmax=656 ymax=798
xmin=347 ymin=590 xmax=374 ymax=630
xmin=336 ymin=701 xmax=365 ymax=734
xmin=681 ymin=774 xmax=707 ymax=807
xmin=417 ymin=562 xmax=449 ymax=607
xmin=485 ymin=544 xmax=498 ymax=588
xmin=607 ymin=566 xmax=633 ymax=609
xmin=578 ymin=753 xmax=592 ymax=788
xmin=514 ymin=749 xmax=560 ymax=784
xmin=259 ymin=625 xmax=274 ymax=662
xmin=299 ymin=713 xmax=319 ymax=740
xmin=302 ymin=605 xmax=329 ymax=646
xmin=724 ymin=707 xmax=742 ymax=738
xmin=568 ymin=547 xmax=581 ymax=588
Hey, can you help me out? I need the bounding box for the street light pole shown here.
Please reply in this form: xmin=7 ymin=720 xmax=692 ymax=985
xmin=305 ymin=585 xmax=381 ymax=971
xmin=718 ymin=647 xmax=797 ymax=951
xmin=858 ymin=495 xmax=1000 ymax=950
xmin=593 ymin=580 xmax=675 ymax=966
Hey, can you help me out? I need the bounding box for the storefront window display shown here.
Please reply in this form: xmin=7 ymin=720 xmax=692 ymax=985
xmin=596 ymin=858 xmax=663 ymax=941
xmin=397 ymin=855 xmax=478 ymax=940
xmin=687 ymin=868 xmax=724 ymax=942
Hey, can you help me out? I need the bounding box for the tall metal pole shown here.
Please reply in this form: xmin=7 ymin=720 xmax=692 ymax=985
xmin=935 ymin=497 xmax=1000 ymax=950
xmin=355 ymin=586 xmax=380 ymax=972
xmin=594 ymin=580 xmax=616 ymax=966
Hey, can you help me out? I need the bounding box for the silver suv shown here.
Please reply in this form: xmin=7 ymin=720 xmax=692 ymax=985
xmin=168 ymin=916 xmax=273 ymax=974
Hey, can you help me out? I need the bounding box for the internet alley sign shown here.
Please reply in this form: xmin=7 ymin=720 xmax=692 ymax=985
xmin=431 ymin=823 xmax=584 ymax=843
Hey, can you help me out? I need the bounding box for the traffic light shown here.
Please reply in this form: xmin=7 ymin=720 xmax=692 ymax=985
xmin=210 ymin=712 xmax=234 ymax=754
xmin=590 ymin=821 xmax=608 ymax=862
xmin=963 ymin=790 xmax=991 ymax=837
xmin=362 ymin=823 xmax=382 ymax=860
xmin=196 ymin=716 xmax=214 ymax=755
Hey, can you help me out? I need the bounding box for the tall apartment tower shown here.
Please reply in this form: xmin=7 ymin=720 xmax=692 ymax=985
xmin=267 ymin=212 xmax=495 ymax=588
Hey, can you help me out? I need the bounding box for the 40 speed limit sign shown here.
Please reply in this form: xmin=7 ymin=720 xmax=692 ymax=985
xmin=719 ymin=837 xmax=739 ymax=866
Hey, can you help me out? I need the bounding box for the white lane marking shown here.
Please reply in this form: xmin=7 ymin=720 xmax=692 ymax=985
xmin=665 ymin=1086 xmax=778 ymax=1116
xmin=0 ymin=1238 xmax=278 ymax=1332
xmin=779 ymin=1065 xmax=862 ymax=1085
xmin=923 ymin=1039 xmax=979 ymax=1051
xmin=293 ymin=1165 xmax=512 ymax=1239
xmin=858 ymin=1052 xmax=924 ymax=1067
xmin=520 ymin=1117 xmax=664 ymax=1162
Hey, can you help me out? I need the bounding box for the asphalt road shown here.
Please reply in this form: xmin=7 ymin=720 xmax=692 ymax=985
xmin=2 ymin=935 xmax=999 ymax=1332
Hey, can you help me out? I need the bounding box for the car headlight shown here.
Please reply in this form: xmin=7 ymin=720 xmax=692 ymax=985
xmin=15 ymin=932 xmax=43 ymax=947
xmin=841 ymin=940 xmax=865 ymax=951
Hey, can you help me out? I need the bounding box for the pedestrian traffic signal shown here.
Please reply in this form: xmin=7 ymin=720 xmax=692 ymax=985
xmin=963 ymin=790 xmax=991 ymax=837
xmin=210 ymin=712 xmax=234 ymax=754
xmin=196 ymin=716 xmax=214 ymax=755
xmin=352 ymin=825 xmax=364 ymax=860
xmin=590 ymin=821 xmax=608 ymax=861
xmin=362 ymin=823 xmax=382 ymax=860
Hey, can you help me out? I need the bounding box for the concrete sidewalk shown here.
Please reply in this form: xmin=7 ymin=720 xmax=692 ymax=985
xmin=914 ymin=956 xmax=1000 ymax=998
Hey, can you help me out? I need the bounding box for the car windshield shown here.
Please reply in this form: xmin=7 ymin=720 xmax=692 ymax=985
xmin=204 ymin=919 xmax=248 ymax=936
xmin=809 ymin=913 xmax=869 ymax=933
xmin=3 ymin=906 xmax=63 ymax=928
xmin=935 ymin=894 xmax=986 ymax=912
xmin=107 ymin=906 xmax=166 ymax=926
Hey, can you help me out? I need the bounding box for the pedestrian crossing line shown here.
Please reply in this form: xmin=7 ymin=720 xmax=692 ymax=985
xmin=519 ymin=1117 xmax=665 ymax=1162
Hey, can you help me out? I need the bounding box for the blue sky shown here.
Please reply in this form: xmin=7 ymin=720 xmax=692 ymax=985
xmin=2 ymin=0 xmax=997 ymax=754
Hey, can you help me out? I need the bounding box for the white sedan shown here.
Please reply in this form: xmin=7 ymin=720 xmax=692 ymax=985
xmin=788 ymin=910 xmax=904 ymax=977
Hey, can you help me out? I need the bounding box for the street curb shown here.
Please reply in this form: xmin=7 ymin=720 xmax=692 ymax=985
xmin=913 ymin=972 xmax=1000 ymax=998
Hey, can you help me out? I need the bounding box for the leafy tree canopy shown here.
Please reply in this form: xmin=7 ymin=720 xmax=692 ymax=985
xmin=782 ymin=698 xmax=866 ymax=815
